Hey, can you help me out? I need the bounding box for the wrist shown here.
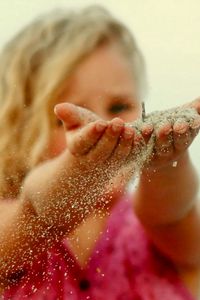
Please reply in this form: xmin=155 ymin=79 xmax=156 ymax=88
xmin=135 ymin=150 xmax=198 ymax=225
xmin=142 ymin=151 xmax=190 ymax=177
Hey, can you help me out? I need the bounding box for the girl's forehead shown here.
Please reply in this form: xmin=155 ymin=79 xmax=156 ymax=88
xmin=56 ymin=43 xmax=139 ymax=107
xmin=59 ymin=86 xmax=138 ymax=107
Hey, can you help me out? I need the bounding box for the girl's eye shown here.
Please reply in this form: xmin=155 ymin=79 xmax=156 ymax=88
xmin=108 ymin=103 xmax=130 ymax=114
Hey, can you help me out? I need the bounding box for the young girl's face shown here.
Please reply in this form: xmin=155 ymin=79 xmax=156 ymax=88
xmin=49 ymin=42 xmax=142 ymax=157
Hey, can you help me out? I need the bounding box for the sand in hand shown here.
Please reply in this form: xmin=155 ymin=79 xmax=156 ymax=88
xmin=125 ymin=106 xmax=199 ymax=171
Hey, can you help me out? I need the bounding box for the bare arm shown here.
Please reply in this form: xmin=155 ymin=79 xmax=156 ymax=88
xmin=0 ymin=151 xmax=91 ymax=288
xmin=0 ymin=199 xmax=51 ymax=288
xmin=134 ymin=152 xmax=200 ymax=267
xmin=133 ymin=98 xmax=200 ymax=268
xmin=0 ymin=103 xmax=137 ymax=287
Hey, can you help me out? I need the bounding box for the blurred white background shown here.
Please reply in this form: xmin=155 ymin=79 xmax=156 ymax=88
xmin=0 ymin=0 xmax=199 ymax=174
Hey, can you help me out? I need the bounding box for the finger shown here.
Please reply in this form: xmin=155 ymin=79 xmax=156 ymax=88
xmin=190 ymin=116 xmax=200 ymax=139
xmin=88 ymin=118 xmax=124 ymax=161
xmin=173 ymin=118 xmax=191 ymax=151
xmin=111 ymin=126 xmax=135 ymax=163
xmin=54 ymin=103 xmax=100 ymax=130
xmin=141 ymin=122 xmax=153 ymax=143
xmin=154 ymin=121 xmax=173 ymax=157
xmin=173 ymin=118 xmax=189 ymax=134
xmin=125 ymin=130 xmax=146 ymax=167
xmin=184 ymin=113 xmax=200 ymax=142
xmin=141 ymin=123 xmax=153 ymax=136
xmin=68 ymin=120 xmax=108 ymax=156
xmin=190 ymin=115 xmax=200 ymax=130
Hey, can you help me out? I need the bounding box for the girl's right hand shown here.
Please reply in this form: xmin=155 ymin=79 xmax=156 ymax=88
xmin=54 ymin=102 xmax=137 ymax=174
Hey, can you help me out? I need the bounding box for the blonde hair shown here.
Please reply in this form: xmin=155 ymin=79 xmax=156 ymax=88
xmin=0 ymin=5 xmax=146 ymax=198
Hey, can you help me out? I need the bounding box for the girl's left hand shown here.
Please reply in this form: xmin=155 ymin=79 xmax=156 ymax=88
xmin=142 ymin=98 xmax=200 ymax=169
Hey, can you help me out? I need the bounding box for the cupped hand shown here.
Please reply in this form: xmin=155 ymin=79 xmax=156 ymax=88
xmin=140 ymin=98 xmax=200 ymax=169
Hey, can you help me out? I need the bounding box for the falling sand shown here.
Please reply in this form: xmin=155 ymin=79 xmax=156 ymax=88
xmin=1 ymin=106 xmax=199 ymax=297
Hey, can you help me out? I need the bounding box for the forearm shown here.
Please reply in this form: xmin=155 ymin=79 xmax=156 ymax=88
xmin=0 ymin=151 xmax=96 ymax=287
xmin=134 ymin=151 xmax=199 ymax=225
xmin=23 ymin=149 xmax=105 ymax=232
xmin=133 ymin=151 xmax=200 ymax=266
xmin=0 ymin=200 xmax=54 ymax=287
xmin=23 ymin=151 xmax=78 ymax=230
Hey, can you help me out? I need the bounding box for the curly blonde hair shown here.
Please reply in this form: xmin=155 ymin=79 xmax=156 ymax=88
xmin=0 ymin=5 xmax=146 ymax=198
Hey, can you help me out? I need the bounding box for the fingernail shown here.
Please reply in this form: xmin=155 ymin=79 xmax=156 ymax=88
xmin=164 ymin=127 xmax=172 ymax=135
xmin=54 ymin=105 xmax=59 ymax=114
xmin=123 ymin=128 xmax=134 ymax=139
xmin=142 ymin=124 xmax=153 ymax=135
xmin=174 ymin=125 xmax=187 ymax=134
xmin=96 ymin=121 xmax=107 ymax=132
xmin=111 ymin=123 xmax=122 ymax=133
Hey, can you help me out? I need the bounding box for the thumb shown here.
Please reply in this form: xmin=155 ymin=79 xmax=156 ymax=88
xmin=54 ymin=103 xmax=100 ymax=130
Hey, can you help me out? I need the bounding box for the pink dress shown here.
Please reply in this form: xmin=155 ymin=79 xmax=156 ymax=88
xmin=2 ymin=196 xmax=195 ymax=300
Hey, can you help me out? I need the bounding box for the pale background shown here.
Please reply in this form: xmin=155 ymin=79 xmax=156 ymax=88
xmin=0 ymin=0 xmax=200 ymax=175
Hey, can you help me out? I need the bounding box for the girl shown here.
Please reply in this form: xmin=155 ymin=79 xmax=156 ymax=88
xmin=0 ymin=5 xmax=200 ymax=300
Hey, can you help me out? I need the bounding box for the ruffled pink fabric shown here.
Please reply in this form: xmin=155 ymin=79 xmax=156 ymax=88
xmin=2 ymin=196 xmax=195 ymax=300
